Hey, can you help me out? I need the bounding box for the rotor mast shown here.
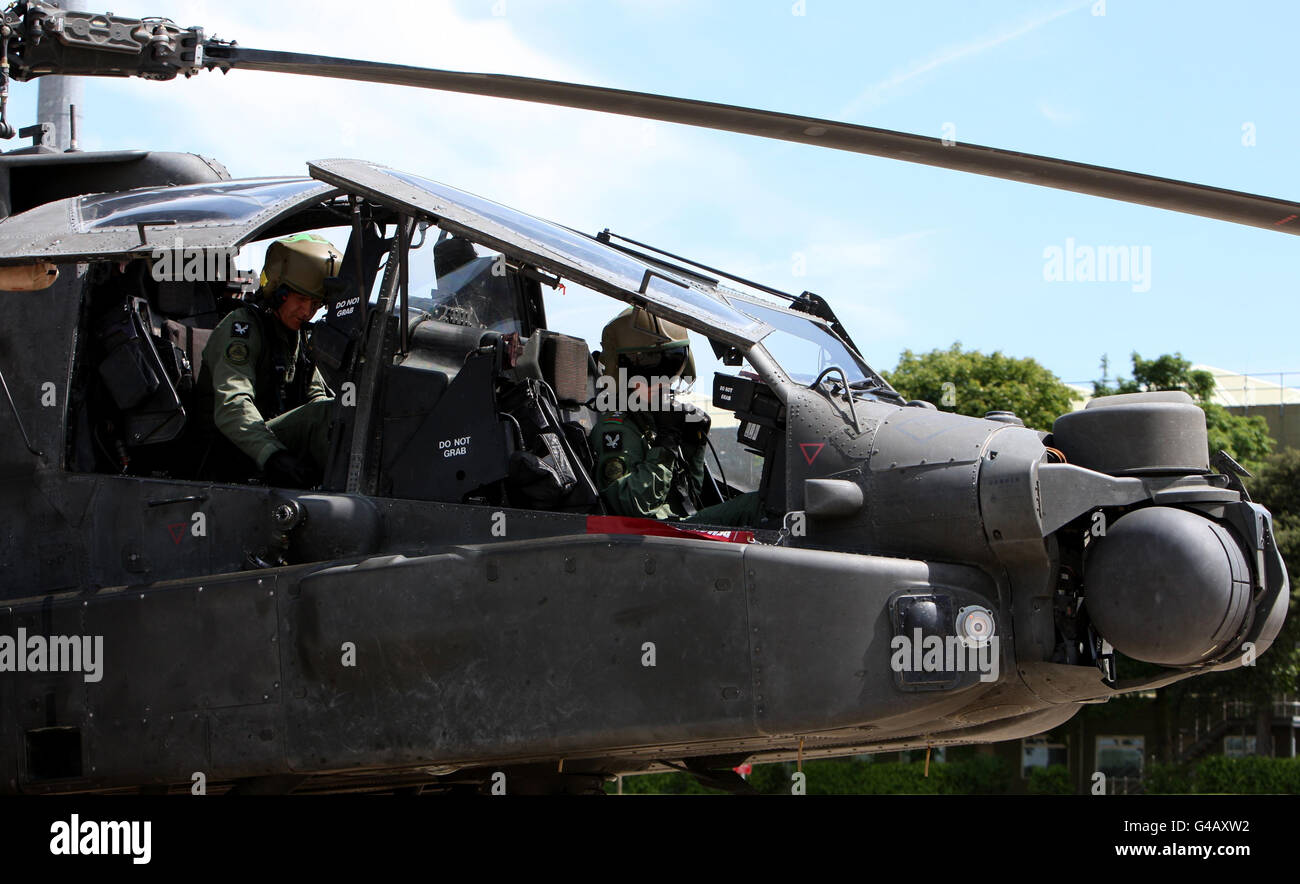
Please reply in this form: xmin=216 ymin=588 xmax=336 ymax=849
xmin=32 ymin=0 xmax=82 ymax=149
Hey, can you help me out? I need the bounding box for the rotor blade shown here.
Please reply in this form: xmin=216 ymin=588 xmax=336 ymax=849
xmin=219 ymin=47 xmax=1300 ymax=235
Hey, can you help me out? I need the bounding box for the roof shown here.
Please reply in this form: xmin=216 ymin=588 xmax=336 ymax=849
xmin=1192 ymin=365 xmax=1300 ymax=408
xmin=1063 ymin=368 xmax=1300 ymax=411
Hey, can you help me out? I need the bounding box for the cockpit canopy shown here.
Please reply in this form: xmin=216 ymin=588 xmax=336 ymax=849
xmin=0 ymin=158 xmax=892 ymax=394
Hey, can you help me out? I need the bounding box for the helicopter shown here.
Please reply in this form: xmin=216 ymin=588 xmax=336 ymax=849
xmin=0 ymin=1 xmax=1289 ymax=795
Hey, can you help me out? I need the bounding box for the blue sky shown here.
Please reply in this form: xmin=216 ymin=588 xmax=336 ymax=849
xmin=9 ymin=0 xmax=1298 ymax=388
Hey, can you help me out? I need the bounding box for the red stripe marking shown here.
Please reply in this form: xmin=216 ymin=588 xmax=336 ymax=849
xmin=1275 ymin=214 xmax=1297 ymax=226
xmin=586 ymin=515 xmax=754 ymax=544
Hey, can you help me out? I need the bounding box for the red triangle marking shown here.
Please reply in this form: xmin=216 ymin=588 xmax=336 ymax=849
xmin=799 ymin=442 xmax=825 ymax=466
xmin=167 ymin=522 xmax=188 ymax=545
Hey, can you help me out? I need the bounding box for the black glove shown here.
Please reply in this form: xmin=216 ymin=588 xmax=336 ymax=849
xmin=648 ymin=444 xmax=678 ymax=468
xmin=264 ymin=450 xmax=317 ymax=489
xmin=658 ymin=401 xmax=711 ymax=447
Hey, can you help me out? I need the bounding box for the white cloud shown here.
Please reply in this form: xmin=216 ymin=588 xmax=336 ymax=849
xmin=1038 ymin=100 xmax=1079 ymax=125
xmin=839 ymin=2 xmax=1090 ymax=118
xmin=53 ymin=1 xmax=928 ymax=362
xmin=82 ymin=0 xmax=741 ymax=232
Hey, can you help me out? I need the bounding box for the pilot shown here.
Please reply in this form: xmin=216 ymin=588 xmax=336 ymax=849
xmin=590 ymin=307 xmax=764 ymax=527
xmin=198 ymin=233 xmax=342 ymax=488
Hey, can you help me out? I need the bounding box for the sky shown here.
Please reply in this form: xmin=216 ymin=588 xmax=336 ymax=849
xmin=8 ymin=0 xmax=1299 ymax=391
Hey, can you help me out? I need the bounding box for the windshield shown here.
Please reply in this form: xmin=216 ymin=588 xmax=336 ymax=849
xmin=729 ymin=297 xmax=871 ymax=385
xmin=308 ymin=159 xmax=769 ymax=345
xmin=77 ymin=178 xmax=327 ymax=230
xmin=410 ymin=252 xmax=526 ymax=337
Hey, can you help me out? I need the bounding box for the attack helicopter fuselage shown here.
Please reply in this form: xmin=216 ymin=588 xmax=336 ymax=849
xmin=0 ymin=0 xmax=1290 ymax=794
xmin=0 ymin=151 xmax=1286 ymax=795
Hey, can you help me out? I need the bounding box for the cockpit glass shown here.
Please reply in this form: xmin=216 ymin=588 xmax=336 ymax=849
xmin=307 ymin=161 xmax=769 ymax=343
xmin=77 ymin=178 xmax=326 ymax=230
xmin=728 ymin=297 xmax=871 ymax=385
xmin=382 ymin=168 xmax=764 ymax=336
xmin=408 ymin=252 xmax=526 ymax=337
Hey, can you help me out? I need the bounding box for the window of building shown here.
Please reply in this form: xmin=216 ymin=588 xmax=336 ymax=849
xmin=1095 ymin=736 xmax=1144 ymax=778
xmin=1223 ymin=735 xmax=1256 ymax=757
xmin=1021 ymin=737 xmax=1068 ymax=777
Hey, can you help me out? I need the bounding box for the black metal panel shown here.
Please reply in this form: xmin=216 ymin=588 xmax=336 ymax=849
xmin=281 ymin=535 xmax=752 ymax=768
xmin=83 ymin=713 xmax=207 ymax=785
xmin=82 ymin=574 xmax=281 ymax=718
xmin=0 ymin=570 xmax=287 ymax=790
xmin=381 ymin=351 xmax=510 ymax=502
xmin=1 ymin=596 xmax=91 ymax=786
xmin=0 ymin=150 xmax=229 ymax=220
xmin=0 ymin=267 xmax=82 ymax=470
xmin=208 ymin=704 xmax=286 ymax=779
xmin=81 ymin=476 xmax=273 ymax=589
xmin=742 ymin=543 xmax=1003 ymax=735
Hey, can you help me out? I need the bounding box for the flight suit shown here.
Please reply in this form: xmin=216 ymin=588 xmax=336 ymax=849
xmin=199 ymin=306 xmax=333 ymax=471
xmin=591 ymin=410 xmax=764 ymax=527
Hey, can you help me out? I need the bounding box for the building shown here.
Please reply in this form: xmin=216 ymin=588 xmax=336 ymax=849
xmin=1195 ymin=364 xmax=1300 ymax=452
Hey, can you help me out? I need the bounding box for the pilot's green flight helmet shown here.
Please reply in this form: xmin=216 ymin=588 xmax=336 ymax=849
xmin=600 ymin=307 xmax=696 ymax=383
xmin=260 ymin=233 xmax=343 ymax=303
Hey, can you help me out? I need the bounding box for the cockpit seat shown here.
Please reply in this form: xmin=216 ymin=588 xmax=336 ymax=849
xmin=163 ymin=319 xmax=213 ymax=384
xmin=516 ymin=329 xmax=597 ymax=431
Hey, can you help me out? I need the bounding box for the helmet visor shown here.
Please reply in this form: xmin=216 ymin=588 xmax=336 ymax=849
xmin=617 ymin=342 xmax=690 ymax=379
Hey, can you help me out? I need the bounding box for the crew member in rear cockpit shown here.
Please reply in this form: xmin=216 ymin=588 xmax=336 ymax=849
xmin=197 ymin=234 xmax=341 ymax=489
xmin=590 ymin=307 xmax=764 ymax=527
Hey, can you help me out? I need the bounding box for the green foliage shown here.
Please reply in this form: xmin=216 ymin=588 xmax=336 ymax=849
xmin=615 ymin=756 xmax=1014 ymax=795
xmin=1253 ymin=449 xmax=1300 ymax=532
xmin=1093 ymin=352 xmax=1274 ymax=467
xmin=1251 ymin=450 xmax=1300 ymax=699
xmin=1093 ymin=352 xmax=1216 ymax=401
xmin=801 ymin=760 xmax=943 ymax=795
xmin=884 ymin=342 xmax=1079 ymax=432
xmin=611 ymin=756 xmax=1300 ymax=796
xmin=1026 ymin=764 xmax=1073 ymax=795
xmin=943 ymin=754 xmax=1014 ymax=794
xmin=745 ymin=762 xmax=791 ymax=795
xmin=1203 ymin=405 xmax=1274 ymax=472
xmin=1144 ymin=762 xmax=1194 ymax=795
xmin=1183 ymin=449 xmax=1300 ymax=703
xmin=612 ymin=771 xmax=727 ymax=795
xmin=1193 ymin=756 xmax=1300 ymax=794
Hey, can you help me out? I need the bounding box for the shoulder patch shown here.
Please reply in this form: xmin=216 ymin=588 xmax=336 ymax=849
xmin=603 ymin=457 xmax=627 ymax=481
xmin=231 ymin=319 xmax=251 ymax=338
xmin=601 ymin=429 xmax=623 ymax=452
xmin=225 ymin=340 xmax=250 ymax=365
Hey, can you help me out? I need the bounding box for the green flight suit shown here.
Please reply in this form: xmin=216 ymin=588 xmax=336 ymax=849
xmin=200 ymin=306 xmax=334 ymax=470
xmin=590 ymin=410 xmax=764 ymax=527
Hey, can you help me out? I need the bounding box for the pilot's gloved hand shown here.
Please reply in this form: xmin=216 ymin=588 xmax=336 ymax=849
xmin=659 ymin=402 xmax=711 ymax=446
xmin=264 ymin=450 xmax=316 ymax=489
xmin=655 ymin=423 xmax=686 ymax=449
xmin=678 ymin=402 xmax=711 ymax=446
xmin=648 ymin=444 xmax=678 ymax=468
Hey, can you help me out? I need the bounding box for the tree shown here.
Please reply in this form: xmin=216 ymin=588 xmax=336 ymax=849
xmin=1189 ymin=450 xmax=1300 ymax=756
xmin=884 ymin=342 xmax=1080 ymax=432
xmin=1243 ymin=449 xmax=1300 ymax=701
xmin=1093 ymin=352 xmax=1274 ymax=468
